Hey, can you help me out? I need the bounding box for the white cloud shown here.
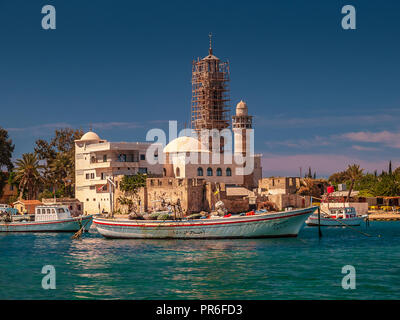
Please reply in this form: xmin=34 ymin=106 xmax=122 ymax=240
xmin=341 ymin=130 xmax=400 ymax=148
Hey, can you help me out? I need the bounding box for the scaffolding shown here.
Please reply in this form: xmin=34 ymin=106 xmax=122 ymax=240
xmin=191 ymin=46 xmax=230 ymax=132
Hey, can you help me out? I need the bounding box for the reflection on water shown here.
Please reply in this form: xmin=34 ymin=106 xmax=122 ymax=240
xmin=1 ymin=222 xmax=400 ymax=299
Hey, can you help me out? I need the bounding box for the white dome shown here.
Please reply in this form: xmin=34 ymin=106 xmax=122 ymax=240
xmin=163 ymin=136 xmax=209 ymax=153
xmin=80 ymin=131 xmax=101 ymax=141
xmin=236 ymin=100 xmax=248 ymax=116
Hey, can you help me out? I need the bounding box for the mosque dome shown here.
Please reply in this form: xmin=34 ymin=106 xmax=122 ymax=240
xmin=163 ymin=136 xmax=209 ymax=153
xmin=80 ymin=131 xmax=101 ymax=141
xmin=236 ymin=100 xmax=248 ymax=116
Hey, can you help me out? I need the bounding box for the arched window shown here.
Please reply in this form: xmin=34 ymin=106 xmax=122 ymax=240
xmin=197 ymin=167 xmax=203 ymax=176
xmin=226 ymin=167 xmax=232 ymax=176
xmin=176 ymin=167 xmax=180 ymax=177
xmin=216 ymin=168 xmax=222 ymax=176
xmin=207 ymin=167 xmax=213 ymax=176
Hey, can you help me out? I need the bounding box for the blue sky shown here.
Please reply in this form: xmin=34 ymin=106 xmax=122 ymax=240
xmin=1 ymin=0 xmax=399 ymax=176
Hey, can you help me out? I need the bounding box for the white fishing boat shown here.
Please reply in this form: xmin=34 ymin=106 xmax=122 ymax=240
xmin=306 ymin=207 xmax=366 ymax=226
xmin=0 ymin=204 xmax=93 ymax=232
xmin=93 ymin=206 xmax=317 ymax=239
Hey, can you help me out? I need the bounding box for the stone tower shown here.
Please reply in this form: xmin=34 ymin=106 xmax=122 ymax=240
xmin=232 ymin=100 xmax=253 ymax=155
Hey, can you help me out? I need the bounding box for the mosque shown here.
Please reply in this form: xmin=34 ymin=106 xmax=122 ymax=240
xmin=74 ymin=39 xmax=263 ymax=214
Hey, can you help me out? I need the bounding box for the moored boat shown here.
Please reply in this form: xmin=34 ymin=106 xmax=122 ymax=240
xmin=0 ymin=204 xmax=93 ymax=232
xmin=306 ymin=207 xmax=366 ymax=226
xmin=93 ymin=206 xmax=317 ymax=239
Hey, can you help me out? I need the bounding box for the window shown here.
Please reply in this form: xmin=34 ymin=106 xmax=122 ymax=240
xmin=101 ymin=172 xmax=106 ymax=180
xmin=42 ymin=209 xmax=46 ymax=214
xmin=86 ymin=198 xmax=89 ymax=202
xmin=140 ymin=154 xmax=145 ymax=161
xmin=207 ymin=167 xmax=213 ymax=176
xmin=197 ymin=167 xmax=203 ymax=176
xmin=90 ymin=173 xmax=94 ymax=179
xmin=226 ymin=168 xmax=232 ymax=176
xmin=47 ymin=209 xmax=51 ymax=214
xmin=103 ymin=154 xmax=107 ymax=162
xmin=163 ymin=168 xmax=166 ymax=176
xmin=138 ymin=167 xmax=147 ymax=174
xmin=176 ymin=167 xmax=180 ymax=177
xmin=216 ymin=168 xmax=222 ymax=176
xmin=86 ymin=173 xmax=90 ymax=180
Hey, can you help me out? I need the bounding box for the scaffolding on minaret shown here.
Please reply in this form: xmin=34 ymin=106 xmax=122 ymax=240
xmin=191 ymin=34 xmax=230 ymax=132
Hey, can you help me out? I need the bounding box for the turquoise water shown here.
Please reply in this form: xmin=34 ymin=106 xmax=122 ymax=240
xmin=0 ymin=221 xmax=399 ymax=300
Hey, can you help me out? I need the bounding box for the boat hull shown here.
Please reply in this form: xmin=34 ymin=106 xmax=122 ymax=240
xmin=306 ymin=215 xmax=365 ymax=226
xmin=93 ymin=207 xmax=317 ymax=239
xmin=0 ymin=215 xmax=93 ymax=232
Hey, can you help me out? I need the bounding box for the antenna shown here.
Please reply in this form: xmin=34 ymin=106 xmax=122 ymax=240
xmin=209 ymin=32 xmax=213 ymax=55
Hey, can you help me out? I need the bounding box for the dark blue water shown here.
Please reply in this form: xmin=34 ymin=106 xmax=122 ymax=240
xmin=1 ymin=221 xmax=399 ymax=300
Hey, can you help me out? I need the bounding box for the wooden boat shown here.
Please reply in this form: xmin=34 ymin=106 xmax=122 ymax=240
xmin=93 ymin=206 xmax=317 ymax=239
xmin=0 ymin=204 xmax=93 ymax=232
xmin=306 ymin=207 xmax=366 ymax=226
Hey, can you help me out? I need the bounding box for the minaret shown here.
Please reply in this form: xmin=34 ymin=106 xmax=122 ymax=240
xmin=191 ymin=34 xmax=230 ymax=132
xmin=232 ymin=100 xmax=253 ymax=155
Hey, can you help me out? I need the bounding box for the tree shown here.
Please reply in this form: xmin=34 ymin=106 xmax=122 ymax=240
xmin=0 ymin=127 xmax=14 ymax=172
xmin=389 ymin=160 xmax=392 ymax=175
xmin=328 ymin=171 xmax=347 ymax=186
xmin=118 ymin=174 xmax=147 ymax=214
xmin=14 ymin=153 xmax=43 ymax=200
xmin=119 ymin=173 xmax=147 ymax=195
xmin=375 ymin=174 xmax=400 ymax=196
xmin=34 ymin=128 xmax=83 ymax=197
xmin=345 ymin=164 xmax=364 ymax=202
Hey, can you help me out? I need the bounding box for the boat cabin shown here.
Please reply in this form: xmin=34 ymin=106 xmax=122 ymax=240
xmin=35 ymin=205 xmax=72 ymax=222
xmin=328 ymin=207 xmax=356 ymax=219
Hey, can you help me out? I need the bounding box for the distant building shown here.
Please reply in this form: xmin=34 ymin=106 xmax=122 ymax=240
xmin=13 ymin=200 xmax=43 ymax=214
xmin=258 ymin=177 xmax=300 ymax=195
xmin=0 ymin=172 xmax=18 ymax=204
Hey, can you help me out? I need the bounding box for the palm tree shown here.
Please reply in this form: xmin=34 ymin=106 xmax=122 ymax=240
xmin=345 ymin=164 xmax=364 ymax=202
xmin=14 ymin=153 xmax=43 ymax=200
xmin=49 ymin=153 xmax=74 ymax=197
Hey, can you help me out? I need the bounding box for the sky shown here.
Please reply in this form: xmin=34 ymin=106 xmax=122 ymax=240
xmin=0 ymin=0 xmax=399 ymax=177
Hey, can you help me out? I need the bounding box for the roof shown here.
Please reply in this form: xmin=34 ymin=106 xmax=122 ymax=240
xmin=163 ymin=136 xmax=209 ymax=153
xmin=13 ymin=200 xmax=43 ymax=205
xmin=79 ymin=131 xmax=101 ymax=141
xmin=202 ymin=54 xmax=219 ymax=60
xmin=236 ymin=100 xmax=248 ymax=116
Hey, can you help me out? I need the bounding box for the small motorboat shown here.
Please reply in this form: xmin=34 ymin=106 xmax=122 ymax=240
xmin=93 ymin=206 xmax=317 ymax=239
xmin=306 ymin=207 xmax=366 ymax=227
xmin=0 ymin=204 xmax=93 ymax=232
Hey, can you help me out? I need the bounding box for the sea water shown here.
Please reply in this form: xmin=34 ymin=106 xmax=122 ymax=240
xmin=0 ymin=221 xmax=399 ymax=300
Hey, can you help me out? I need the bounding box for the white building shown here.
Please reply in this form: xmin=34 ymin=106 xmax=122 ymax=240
xmin=74 ymin=132 xmax=163 ymax=214
xmin=163 ymin=100 xmax=262 ymax=188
